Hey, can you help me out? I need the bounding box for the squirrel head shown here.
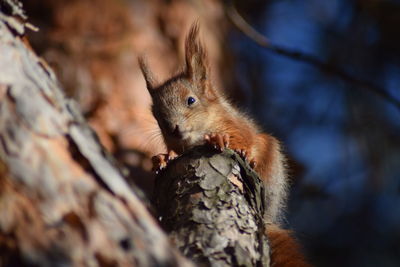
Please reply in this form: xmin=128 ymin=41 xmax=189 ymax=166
xmin=139 ymin=23 xmax=219 ymax=153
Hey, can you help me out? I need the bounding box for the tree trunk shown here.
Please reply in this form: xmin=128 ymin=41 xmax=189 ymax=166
xmin=154 ymin=147 xmax=270 ymax=267
xmin=0 ymin=1 xmax=270 ymax=266
xmin=0 ymin=2 xmax=191 ymax=266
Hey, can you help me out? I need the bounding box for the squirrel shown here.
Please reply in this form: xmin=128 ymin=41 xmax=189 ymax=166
xmin=139 ymin=23 xmax=311 ymax=267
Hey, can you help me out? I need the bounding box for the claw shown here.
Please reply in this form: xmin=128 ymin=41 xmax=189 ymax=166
xmin=204 ymin=133 xmax=230 ymax=151
xmin=240 ymin=149 xmax=247 ymax=158
xmin=234 ymin=149 xmax=248 ymax=160
xmin=168 ymin=150 xmax=178 ymax=161
xmin=223 ymin=134 xmax=229 ymax=147
xmin=204 ymin=134 xmax=211 ymax=142
xmin=152 ymin=150 xmax=177 ymax=172
xmin=250 ymin=160 xmax=257 ymax=169
xmin=233 ymin=148 xmax=257 ymax=170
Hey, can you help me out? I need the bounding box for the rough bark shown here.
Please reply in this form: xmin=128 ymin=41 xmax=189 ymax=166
xmin=0 ymin=2 xmax=192 ymax=266
xmin=0 ymin=1 xmax=270 ymax=266
xmin=22 ymin=0 xmax=237 ymax=197
xmin=154 ymin=146 xmax=270 ymax=267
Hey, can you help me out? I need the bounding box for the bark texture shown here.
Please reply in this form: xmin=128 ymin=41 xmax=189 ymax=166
xmin=1 ymin=1 xmax=270 ymax=266
xmin=154 ymin=146 xmax=270 ymax=267
xmin=0 ymin=3 xmax=191 ymax=266
xmin=23 ymin=0 xmax=236 ymax=196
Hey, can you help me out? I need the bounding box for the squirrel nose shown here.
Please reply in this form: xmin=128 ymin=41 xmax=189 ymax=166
xmin=171 ymin=125 xmax=182 ymax=139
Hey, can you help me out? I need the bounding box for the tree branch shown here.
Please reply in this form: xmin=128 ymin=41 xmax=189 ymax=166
xmin=224 ymin=1 xmax=400 ymax=111
xmin=153 ymin=146 xmax=270 ymax=267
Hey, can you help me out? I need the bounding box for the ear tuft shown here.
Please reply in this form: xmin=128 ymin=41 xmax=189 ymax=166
xmin=185 ymin=22 xmax=208 ymax=82
xmin=138 ymin=56 xmax=157 ymax=91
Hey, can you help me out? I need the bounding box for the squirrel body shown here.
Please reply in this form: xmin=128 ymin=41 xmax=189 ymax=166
xmin=140 ymin=24 xmax=310 ymax=267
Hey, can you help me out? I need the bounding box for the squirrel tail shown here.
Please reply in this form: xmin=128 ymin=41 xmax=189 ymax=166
xmin=266 ymin=224 xmax=312 ymax=267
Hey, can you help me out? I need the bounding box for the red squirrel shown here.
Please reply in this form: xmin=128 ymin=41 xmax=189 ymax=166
xmin=139 ymin=24 xmax=310 ymax=267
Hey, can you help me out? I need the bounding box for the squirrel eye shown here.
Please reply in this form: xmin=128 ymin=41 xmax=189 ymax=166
xmin=187 ymin=96 xmax=196 ymax=106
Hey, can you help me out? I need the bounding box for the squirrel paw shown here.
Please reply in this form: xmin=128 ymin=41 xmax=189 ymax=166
xmin=152 ymin=150 xmax=178 ymax=173
xmin=234 ymin=148 xmax=257 ymax=169
xmin=204 ymin=133 xmax=230 ymax=151
xmin=204 ymin=134 xmax=257 ymax=169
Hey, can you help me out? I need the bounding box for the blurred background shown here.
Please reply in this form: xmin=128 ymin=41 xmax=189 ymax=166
xmin=24 ymin=0 xmax=400 ymax=266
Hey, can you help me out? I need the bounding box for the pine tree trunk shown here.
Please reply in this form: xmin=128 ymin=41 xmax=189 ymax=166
xmin=0 ymin=1 xmax=270 ymax=266
xmin=0 ymin=2 xmax=191 ymax=266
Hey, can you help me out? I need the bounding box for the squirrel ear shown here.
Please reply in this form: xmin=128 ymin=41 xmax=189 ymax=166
xmin=185 ymin=23 xmax=208 ymax=82
xmin=138 ymin=56 xmax=157 ymax=91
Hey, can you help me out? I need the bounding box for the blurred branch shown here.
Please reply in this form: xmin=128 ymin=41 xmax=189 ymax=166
xmin=224 ymin=1 xmax=400 ymax=111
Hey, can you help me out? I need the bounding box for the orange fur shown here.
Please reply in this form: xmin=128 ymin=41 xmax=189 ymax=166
xmin=140 ymin=23 xmax=311 ymax=267
xmin=267 ymin=225 xmax=311 ymax=267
